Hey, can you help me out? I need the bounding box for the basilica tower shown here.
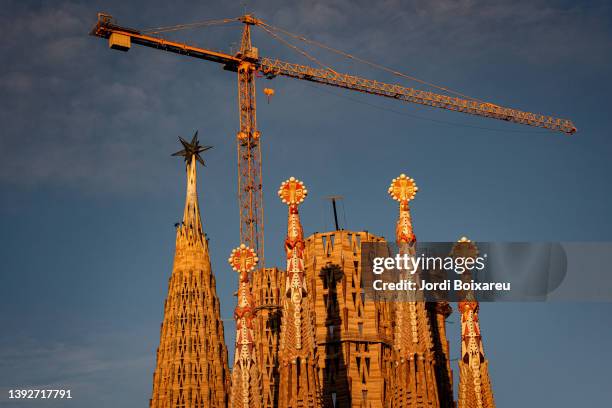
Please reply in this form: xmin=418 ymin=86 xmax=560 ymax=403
xmin=276 ymin=177 xmax=323 ymax=408
xmin=228 ymin=244 xmax=263 ymax=408
xmin=386 ymin=174 xmax=453 ymax=408
xmin=150 ymin=132 xmax=230 ymax=408
xmin=304 ymin=229 xmax=393 ymax=407
xmin=453 ymin=238 xmax=495 ymax=408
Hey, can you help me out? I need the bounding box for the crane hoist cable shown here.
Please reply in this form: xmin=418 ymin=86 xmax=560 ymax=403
xmin=302 ymin=81 xmax=551 ymax=134
xmin=142 ymin=16 xmax=339 ymax=77
xmin=261 ymin=24 xmax=550 ymax=133
xmin=142 ymin=17 xmax=241 ymax=34
xmin=258 ymin=24 xmax=338 ymax=75
xmin=255 ymin=19 xmax=485 ymax=103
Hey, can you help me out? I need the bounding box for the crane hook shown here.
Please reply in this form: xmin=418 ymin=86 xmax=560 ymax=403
xmin=263 ymin=88 xmax=275 ymax=104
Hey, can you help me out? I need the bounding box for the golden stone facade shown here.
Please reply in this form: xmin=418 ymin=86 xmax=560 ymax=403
xmin=253 ymin=267 xmax=286 ymax=408
xmin=304 ymin=230 xmax=392 ymax=407
xmin=151 ymin=161 xmax=495 ymax=408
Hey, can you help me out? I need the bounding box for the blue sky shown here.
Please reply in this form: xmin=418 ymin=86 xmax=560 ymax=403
xmin=1 ymin=0 xmax=612 ymax=406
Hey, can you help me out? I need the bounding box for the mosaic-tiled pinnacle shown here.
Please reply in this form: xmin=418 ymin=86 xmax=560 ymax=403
xmin=386 ymin=174 xmax=448 ymax=408
xmin=453 ymin=238 xmax=495 ymax=408
xmin=229 ymin=245 xmax=263 ymax=408
xmin=277 ymin=177 xmax=322 ymax=408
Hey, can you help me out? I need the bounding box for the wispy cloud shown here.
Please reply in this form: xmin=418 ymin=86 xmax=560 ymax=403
xmin=0 ymin=0 xmax=609 ymax=195
xmin=0 ymin=334 xmax=152 ymax=407
xmin=264 ymin=0 xmax=611 ymax=63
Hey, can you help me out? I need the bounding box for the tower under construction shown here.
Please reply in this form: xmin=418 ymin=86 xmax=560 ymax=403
xmin=150 ymin=146 xmax=496 ymax=407
xmin=149 ymin=133 xmax=230 ymax=408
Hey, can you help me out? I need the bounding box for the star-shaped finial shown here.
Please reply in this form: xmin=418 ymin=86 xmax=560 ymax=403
xmin=171 ymin=130 xmax=213 ymax=166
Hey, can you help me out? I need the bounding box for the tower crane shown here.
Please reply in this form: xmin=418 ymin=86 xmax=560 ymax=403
xmin=90 ymin=13 xmax=576 ymax=264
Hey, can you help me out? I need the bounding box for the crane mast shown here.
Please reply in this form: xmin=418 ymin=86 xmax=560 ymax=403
xmin=90 ymin=13 xmax=577 ymax=264
xmin=236 ymin=16 xmax=264 ymax=263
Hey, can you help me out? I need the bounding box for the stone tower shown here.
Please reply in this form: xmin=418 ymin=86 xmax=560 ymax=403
xmin=277 ymin=177 xmax=323 ymax=408
xmin=150 ymin=133 xmax=230 ymax=408
xmin=304 ymin=230 xmax=393 ymax=407
xmin=386 ymin=174 xmax=453 ymax=408
xmin=228 ymin=244 xmax=263 ymax=408
xmin=453 ymin=238 xmax=495 ymax=408
xmin=253 ymin=267 xmax=286 ymax=408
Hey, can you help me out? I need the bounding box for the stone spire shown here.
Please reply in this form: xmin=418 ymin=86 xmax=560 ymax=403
xmin=386 ymin=174 xmax=444 ymax=408
xmin=150 ymin=132 xmax=230 ymax=408
xmin=171 ymin=130 xmax=212 ymax=237
xmin=453 ymin=238 xmax=495 ymax=408
xmin=181 ymin=148 xmax=202 ymax=234
xmin=388 ymin=173 xmax=418 ymax=246
xmin=277 ymin=177 xmax=322 ymax=408
xmin=229 ymin=244 xmax=263 ymax=408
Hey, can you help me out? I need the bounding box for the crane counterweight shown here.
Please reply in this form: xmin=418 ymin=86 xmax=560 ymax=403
xmin=109 ymin=32 xmax=130 ymax=51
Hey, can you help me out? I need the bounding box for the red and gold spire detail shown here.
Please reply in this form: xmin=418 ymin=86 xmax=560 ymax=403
xmin=388 ymin=174 xmax=418 ymax=244
xmin=277 ymin=177 xmax=322 ymax=408
xmin=278 ymin=177 xmax=308 ymax=349
xmin=229 ymin=244 xmax=262 ymax=408
xmin=453 ymin=237 xmax=495 ymax=408
xmin=388 ymin=174 xmax=421 ymax=345
xmin=386 ymin=174 xmax=447 ymax=407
